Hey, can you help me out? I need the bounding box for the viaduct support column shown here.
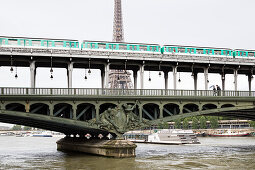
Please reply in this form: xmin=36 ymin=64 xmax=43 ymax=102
xmin=139 ymin=65 xmax=144 ymax=89
xmin=248 ymin=74 xmax=252 ymax=95
xmin=204 ymin=67 xmax=209 ymax=90
xmin=30 ymin=61 xmax=36 ymax=88
xmin=101 ymin=69 xmax=105 ymax=89
xmin=67 ymin=62 xmax=73 ymax=88
xmin=173 ymin=66 xmax=177 ymax=90
xmin=221 ymin=73 xmax=226 ymax=96
xmin=104 ymin=63 xmax=110 ymax=88
xmin=221 ymin=73 xmax=226 ymax=91
xmin=193 ymin=72 xmax=198 ymax=91
xmin=234 ymin=69 xmax=238 ymax=91
xmin=164 ymin=71 xmax=169 ymax=90
xmin=133 ymin=70 xmax=138 ymax=89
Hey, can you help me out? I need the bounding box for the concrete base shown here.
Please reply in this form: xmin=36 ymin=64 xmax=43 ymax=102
xmin=56 ymin=137 xmax=137 ymax=158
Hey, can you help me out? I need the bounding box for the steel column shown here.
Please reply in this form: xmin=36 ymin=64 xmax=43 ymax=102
xmin=221 ymin=73 xmax=226 ymax=91
xmin=133 ymin=70 xmax=138 ymax=89
xmin=234 ymin=69 xmax=238 ymax=91
xmin=30 ymin=61 xmax=36 ymax=88
xmin=101 ymin=69 xmax=105 ymax=89
xmin=248 ymin=74 xmax=252 ymax=94
xmin=173 ymin=66 xmax=177 ymax=90
xmin=104 ymin=63 xmax=110 ymax=88
xmin=164 ymin=71 xmax=168 ymax=90
xmin=67 ymin=62 xmax=73 ymax=88
xmin=139 ymin=65 xmax=144 ymax=89
xmin=204 ymin=67 xmax=209 ymax=90
xmin=193 ymin=72 xmax=198 ymax=91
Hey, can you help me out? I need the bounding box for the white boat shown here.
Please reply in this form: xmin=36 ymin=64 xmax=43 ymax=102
xmin=31 ymin=131 xmax=53 ymax=137
xmin=124 ymin=129 xmax=200 ymax=144
xmin=208 ymin=129 xmax=249 ymax=137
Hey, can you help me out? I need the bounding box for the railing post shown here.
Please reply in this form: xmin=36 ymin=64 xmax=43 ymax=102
xmin=1 ymin=88 xmax=3 ymax=95
xmin=50 ymin=88 xmax=53 ymax=95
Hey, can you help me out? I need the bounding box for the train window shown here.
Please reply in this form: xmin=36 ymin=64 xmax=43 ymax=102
xmin=32 ymin=40 xmax=41 ymax=46
xmin=196 ymin=49 xmax=203 ymax=54
xmin=178 ymin=48 xmax=185 ymax=53
xmin=8 ymin=39 xmax=18 ymax=46
xmin=139 ymin=45 xmax=146 ymax=51
xmin=98 ymin=43 xmax=106 ymax=49
xmin=214 ymin=50 xmax=220 ymax=55
xmin=248 ymin=52 xmax=254 ymax=57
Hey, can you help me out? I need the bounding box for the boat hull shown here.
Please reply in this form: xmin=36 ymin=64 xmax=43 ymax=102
xmin=208 ymin=133 xmax=249 ymax=137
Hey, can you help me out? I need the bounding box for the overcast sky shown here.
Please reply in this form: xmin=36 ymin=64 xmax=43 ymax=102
xmin=0 ymin=0 xmax=255 ymax=126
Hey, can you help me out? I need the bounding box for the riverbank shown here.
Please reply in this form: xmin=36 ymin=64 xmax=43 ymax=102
xmin=193 ymin=128 xmax=255 ymax=137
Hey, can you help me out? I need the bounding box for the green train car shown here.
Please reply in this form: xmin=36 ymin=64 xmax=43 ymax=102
xmin=162 ymin=45 xmax=233 ymax=57
xmin=81 ymin=40 xmax=161 ymax=53
xmin=0 ymin=36 xmax=79 ymax=49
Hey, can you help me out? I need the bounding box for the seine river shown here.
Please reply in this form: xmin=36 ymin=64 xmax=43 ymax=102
xmin=0 ymin=136 xmax=255 ymax=170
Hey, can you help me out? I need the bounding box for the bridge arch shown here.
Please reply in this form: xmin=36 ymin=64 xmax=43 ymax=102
xmin=221 ymin=104 xmax=235 ymax=108
xmin=143 ymin=103 xmax=160 ymax=120
xmin=202 ymin=104 xmax=217 ymax=110
xmin=99 ymin=103 xmax=118 ymax=114
xmin=183 ymin=103 xmax=199 ymax=113
xmin=77 ymin=103 xmax=96 ymax=121
xmin=54 ymin=103 xmax=73 ymax=119
xmin=163 ymin=103 xmax=180 ymax=117
xmin=5 ymin=103 xmax=25 ymax=112
xmin=30 ymin=103 xmax=50 ymax=115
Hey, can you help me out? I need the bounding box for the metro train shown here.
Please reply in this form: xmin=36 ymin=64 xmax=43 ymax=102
xmin=0 ymin=36 xmax=254 ymax=58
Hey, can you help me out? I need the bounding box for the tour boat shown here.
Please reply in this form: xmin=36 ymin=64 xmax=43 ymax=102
xmin=124 ymin=129 xmax=200 ymax=144
xmin=31 ymin=131 xmax=53 ymax=137
xmin=208 ymin=129 xmax=249 ymax=137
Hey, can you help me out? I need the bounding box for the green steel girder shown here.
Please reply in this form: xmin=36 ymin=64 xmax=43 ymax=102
xmin=0 ymin=109 xmax=106 ymax=135
xmin=150 ymin=105 xmax=255 ymax=124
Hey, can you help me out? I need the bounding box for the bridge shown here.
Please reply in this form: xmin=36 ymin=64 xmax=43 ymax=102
xmin=1 ymin=42 xmax=255 ymax=157
xmin=0 ymin=87 xmax=255 ymax=137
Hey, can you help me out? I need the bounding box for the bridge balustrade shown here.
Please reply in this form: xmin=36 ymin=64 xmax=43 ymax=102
xmin=0 ymin=87 xmax=254 ymax=97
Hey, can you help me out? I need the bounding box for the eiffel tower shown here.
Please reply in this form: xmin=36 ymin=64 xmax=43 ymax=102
xmin=109 ymin=0 xmax=133 ymax=89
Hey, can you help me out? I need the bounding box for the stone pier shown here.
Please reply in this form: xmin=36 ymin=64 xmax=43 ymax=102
xmin=56 ymin=137 xmax=137 ymax=158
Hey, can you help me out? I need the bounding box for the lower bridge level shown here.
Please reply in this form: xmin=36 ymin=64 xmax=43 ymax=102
xmin=0 ymin=88 xmax=255 ymax=137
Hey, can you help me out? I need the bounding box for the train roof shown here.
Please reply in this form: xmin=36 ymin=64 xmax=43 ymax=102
xmin=0 ymin=36 xmax=78 ymax=42
xmin=82 ymin=40 xmax=160 ymax=46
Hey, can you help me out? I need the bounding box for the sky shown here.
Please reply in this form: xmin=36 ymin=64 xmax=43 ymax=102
xmin=0 ymin=0 xmax=255 ymax=126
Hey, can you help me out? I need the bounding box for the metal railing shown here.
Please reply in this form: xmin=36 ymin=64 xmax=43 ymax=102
xmin=0 ymin=87 xmax=254 ymax=97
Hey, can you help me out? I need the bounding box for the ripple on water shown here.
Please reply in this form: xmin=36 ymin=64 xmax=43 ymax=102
xmin=1 ymin=137 xmax=255 ymax=170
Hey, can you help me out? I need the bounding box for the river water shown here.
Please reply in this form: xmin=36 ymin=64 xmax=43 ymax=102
xmin=0 ymin=136 xmax=255 ymax=170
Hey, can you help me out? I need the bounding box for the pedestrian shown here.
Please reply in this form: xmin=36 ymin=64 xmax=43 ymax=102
xmin=216 ymin=85 xmax=221 ymax=96
xmin=213 ymin=85 xmax=217 ymax=96
xmin=210 ymin=85 xmax=217 ymax=96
